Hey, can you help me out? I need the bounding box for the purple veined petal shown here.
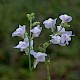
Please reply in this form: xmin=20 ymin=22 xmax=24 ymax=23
xmin=59 ymin=14 xmax=72 ymax=22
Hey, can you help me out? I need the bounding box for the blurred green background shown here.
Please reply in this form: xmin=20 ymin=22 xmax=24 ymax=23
xmin=0 ymin=0 xmax=80 ymax=80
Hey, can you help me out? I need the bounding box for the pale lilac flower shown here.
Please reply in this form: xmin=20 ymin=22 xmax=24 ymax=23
xmin=12 ymin=25 xmax=26 ymax=38
xmin=14 ymin=38 xmax=33 ymax=52
xmin=30 ymin=50 xmax=47 ymax=68
xmin=50 ymin=35 xmax=66 ymax=46
xmin=59 ymin=14 xmax=72 ymax=22
xmin=50 ymin=35 xmax=61 ymax=44
xmin=43 ymin=18 xmax=57 ymax=29
xmin=30 ymin=25 xmax=42 ymax=37
xmin=60 ymin=31 xmax=73 ymax=45
xmin=56 ymin=26 xmax=65 ymax=35
xmin=50 ymin=31 xmax=74 ymax=46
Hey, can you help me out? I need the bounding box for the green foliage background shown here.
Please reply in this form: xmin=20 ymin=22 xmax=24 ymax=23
xmin=0 ymin=0 xmax=80 ymax=80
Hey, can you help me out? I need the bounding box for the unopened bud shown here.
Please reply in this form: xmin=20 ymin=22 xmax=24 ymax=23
xmin=32 ymin=22 xmax=40 ymax=26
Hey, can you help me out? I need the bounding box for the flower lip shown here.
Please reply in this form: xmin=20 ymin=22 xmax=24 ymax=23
xmin=50 ymin=35 xmax=61 ymax=44
xmin=12 ymin=25 xmax=26 ymax=38
xmin=14 ymin=37 xmax=33 ymax=51
xmin=13 ymin=41 xmax=28 ymax=51
xmin=30 ymin=50 xmax=47 ymax=68
xmin=59 ymin=14 xmax=72 ymax=22
xmin=43 ymin=18 xmax=57 ymax=29
xmin=30 ymin=25 xmax=42 ymax=37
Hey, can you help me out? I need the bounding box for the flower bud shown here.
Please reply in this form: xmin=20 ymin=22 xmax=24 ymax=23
xmin=32 ymin=22 xmax=40 ymax=26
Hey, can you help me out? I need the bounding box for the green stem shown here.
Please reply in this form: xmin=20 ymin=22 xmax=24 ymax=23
xmin=29 ymin=20 xmax=32 ymax=71
xmin=28 ymin=20 xmax=33 ymax=80
xmin=45 ymin=61 xmax=51 ymax=80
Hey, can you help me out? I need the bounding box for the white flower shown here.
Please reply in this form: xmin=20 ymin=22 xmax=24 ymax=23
xmin=12 ymin=25 xmax=26 ymax=38
xmin=59 ymin=14 xmax=72 ymax=22
xmin=30 ymin=25 xmax=42 ymax=37
xmin=43 ymin=18 xmax=57 ymax=29
xmin=30 ymin=50 xmax=47 ymax=68
xmin=14 ymin=38 xmax=33 ymax=52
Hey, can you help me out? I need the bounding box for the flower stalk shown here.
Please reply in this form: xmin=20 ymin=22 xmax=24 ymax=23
xmin=28 ymin=19 xmax=32 ymax=72
xmin=12 ymin=13 xmax=74 ymax=80
xmin=45 ymin=60 xmax=51 ymax=80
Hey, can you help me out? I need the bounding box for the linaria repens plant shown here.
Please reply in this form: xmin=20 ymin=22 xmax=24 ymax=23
xmin=12 ymin=13 xmax=74 ymax=80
